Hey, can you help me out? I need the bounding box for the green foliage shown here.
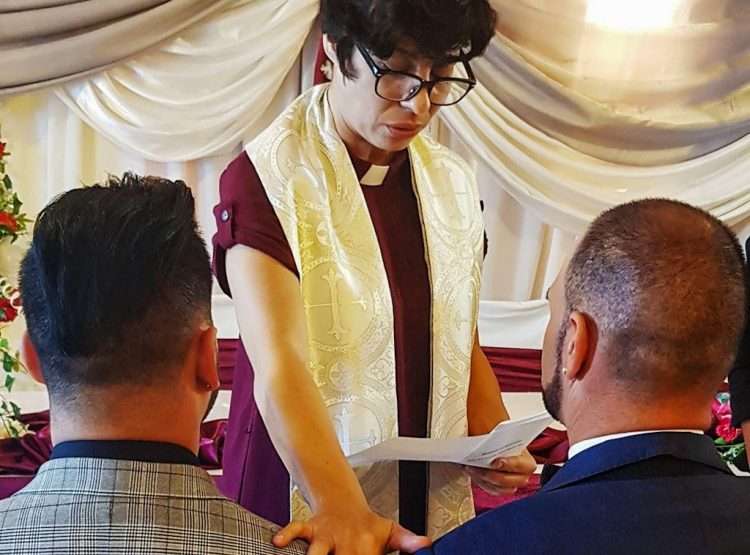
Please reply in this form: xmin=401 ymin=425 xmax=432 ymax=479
xmin=0 ymin=133 xmax=29 ymax=438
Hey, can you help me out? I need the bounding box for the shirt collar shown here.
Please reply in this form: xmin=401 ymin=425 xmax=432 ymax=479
xmin=51 ymin=440 xmax=201 ymax=466
xmin=568 ymin=429 xmax=704 ymax=459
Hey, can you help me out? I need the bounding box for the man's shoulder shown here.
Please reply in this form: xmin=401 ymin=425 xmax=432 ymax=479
xmin=196 ymin=497 xmax=308 ymax=553
xmin=0 ymin=485 xmax=307 ymax=554
xmin=427 ymin=462 xmax=750 ymax=554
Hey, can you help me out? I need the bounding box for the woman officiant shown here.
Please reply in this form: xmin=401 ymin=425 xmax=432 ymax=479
xmin=212 ymin=1 xmax=535 ymax=553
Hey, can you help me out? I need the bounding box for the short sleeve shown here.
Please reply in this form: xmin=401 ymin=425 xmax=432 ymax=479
xmin=212 ymin=152 xmax=299 ymax=297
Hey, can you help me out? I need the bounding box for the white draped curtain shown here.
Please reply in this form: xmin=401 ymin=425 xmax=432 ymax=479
xmin=2 ymin=0 xmax=750 ymax=371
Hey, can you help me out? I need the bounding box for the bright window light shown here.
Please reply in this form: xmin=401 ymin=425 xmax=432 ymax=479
xmin=585 ymin=0 xmax=683 ymax=31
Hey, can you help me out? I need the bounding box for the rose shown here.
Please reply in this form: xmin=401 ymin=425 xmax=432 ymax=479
xmin=710 ymin=394 xmax=743 ymax=443
xmin=0 ymin=296 xmax=18 ymax=323
xmin=716 ymin=417 xmax=742 ymax=443
xmin=0 ymin=142 xmax=6 ymax=157
xmin=0 ymin=211 xmax=18 ymax=233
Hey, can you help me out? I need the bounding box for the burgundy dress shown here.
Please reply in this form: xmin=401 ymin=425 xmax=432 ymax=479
xmin=213 ymin=149 xmax=435 ymax=534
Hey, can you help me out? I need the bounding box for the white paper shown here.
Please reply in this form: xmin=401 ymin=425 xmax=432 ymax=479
xmin=347 ymin=412 xmax=554 ymax=469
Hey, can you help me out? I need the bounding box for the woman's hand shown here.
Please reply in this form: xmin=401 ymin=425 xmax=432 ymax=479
xmin=464 ymin=449 xmax=536 ymax=496
xmin=273 ymin=503 xmax=431 ymax=555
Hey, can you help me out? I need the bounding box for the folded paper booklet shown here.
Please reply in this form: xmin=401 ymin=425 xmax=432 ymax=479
xmin=347 ymin=412 xmax=553 ymax=468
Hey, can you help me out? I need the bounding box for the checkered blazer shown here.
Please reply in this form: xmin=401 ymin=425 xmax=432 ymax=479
xmin=0 ymin=458 xmax=306 ymax=554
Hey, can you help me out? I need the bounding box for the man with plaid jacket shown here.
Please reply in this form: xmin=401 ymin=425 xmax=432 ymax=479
xmin=0 ymin=174 xmax=306 ymax=554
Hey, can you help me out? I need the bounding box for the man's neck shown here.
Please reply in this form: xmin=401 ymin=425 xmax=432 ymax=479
xmin=564 ymin=400 xmax=712 ymax=447
xmin=50 ymin=406 xmax=201 ymax=456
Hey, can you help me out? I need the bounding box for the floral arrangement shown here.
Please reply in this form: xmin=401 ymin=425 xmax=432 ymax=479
xmin=0 ymin=133 xmax=30 ymax=438
xmin=710 ymin=392 xmax=746 ymax=470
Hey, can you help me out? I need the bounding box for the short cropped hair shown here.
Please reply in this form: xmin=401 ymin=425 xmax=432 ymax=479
xmin=565 ymin=199 xmax=746 ymax=395
xmin=321 ymin=0 xmax=497 ymax=78
xmin=20 ymin=173 xmax=212 ymax=401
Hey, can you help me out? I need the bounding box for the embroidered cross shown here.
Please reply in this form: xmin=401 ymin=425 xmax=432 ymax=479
xmin=306 ymin=267 xmax=367 ymax=341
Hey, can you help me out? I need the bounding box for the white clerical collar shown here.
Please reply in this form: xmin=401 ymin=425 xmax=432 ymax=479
xmin=360 ymin=164 xmax=390 ymax=186
xmin=568 ymin=429 xmax=703 ymax=460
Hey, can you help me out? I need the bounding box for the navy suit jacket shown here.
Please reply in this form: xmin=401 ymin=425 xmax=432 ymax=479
xmin=422 ymin=432 xmax=750 ymax=555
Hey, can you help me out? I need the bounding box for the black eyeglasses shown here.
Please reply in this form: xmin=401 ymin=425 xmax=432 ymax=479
xmin=356 ymin=45 xmax=476 ymax=107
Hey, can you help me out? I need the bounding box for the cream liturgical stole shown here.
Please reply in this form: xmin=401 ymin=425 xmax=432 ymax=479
xmin=247 ymin=85 xmax=484 ymax=538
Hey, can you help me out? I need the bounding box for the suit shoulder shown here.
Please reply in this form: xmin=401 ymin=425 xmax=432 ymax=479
xmin=211 ymin=499 xmax=308 ymax=554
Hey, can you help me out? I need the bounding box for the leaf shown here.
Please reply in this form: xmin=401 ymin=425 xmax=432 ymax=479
xmin=2 ymin=352 xmax=13 ymax=372
xmin=0 ymin=338 xmax=9 ymax=350
xmin=4 ymin=373 xmax=14 ymax=392
xmin=2 ymin=175 xmax=11 ymax=190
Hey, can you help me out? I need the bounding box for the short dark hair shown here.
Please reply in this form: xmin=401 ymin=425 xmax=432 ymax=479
xmin=565 ymin=199 xmax=746 ymax=395
xmin=20 ymin=173 xmax=212 ymax=401
xmin=321 ymin=0 xmax=497 ymax=78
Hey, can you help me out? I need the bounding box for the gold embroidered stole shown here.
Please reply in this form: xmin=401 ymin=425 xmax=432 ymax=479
xmin=247 ymin=85 xmax=484 ymax=537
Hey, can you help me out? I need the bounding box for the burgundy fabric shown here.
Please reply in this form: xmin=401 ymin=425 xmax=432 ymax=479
xmin=483 ymin=347 xmax=543 ymax=392
xmin=199 ymin=419 xmax=226 ymax=469
xmin=528 ymin=428 xmax=569 ymax=465
xmin=212 ymin=150 xmax=432 ymax=532
xmin=218 ymin=339 xmax=238 ymax=390
xmin=0 ymin=411 xmax=51 ymax=475
xmin=0 ymin=475 xmax=32 ymax=500
xmin=215 ymin=343 xmax=292 ymax=525
xmin=472 ymin=474 xmax=542 ymax=514
xmin=212 ymin=154 xmax=298 ymax=294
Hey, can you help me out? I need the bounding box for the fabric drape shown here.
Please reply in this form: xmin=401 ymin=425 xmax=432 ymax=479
xmin=53 ymin=0 xmax=319 ymax=161
xmin=439 ymin=0 xmax=750 ymax=234
xmin=0 ymin=0 xmax=235 ymax=94
xmin=486 ymin=0 xmax=750 ymax=166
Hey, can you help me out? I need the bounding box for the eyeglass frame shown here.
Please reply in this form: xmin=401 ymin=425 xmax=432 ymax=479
xmin=355 ymin=44 xmax=476 ymax=106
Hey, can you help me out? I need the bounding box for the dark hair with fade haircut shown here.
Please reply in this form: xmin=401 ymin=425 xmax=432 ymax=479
xmin=19 ymin=173 xmax=212 ymax=401
xmin=564 ymin=198 xmax=746 ymax=396
xmin=321 ymin=0 xmax=497 ymax=78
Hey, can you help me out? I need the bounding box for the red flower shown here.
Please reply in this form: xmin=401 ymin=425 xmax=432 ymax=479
xmin=716 ymin=418 xmax=742 ymax=443
xmin=0 ymin=296 xmax=18 ymax=323
xmin=0 ymin=211 xmax=18 ymax=233
xmin=0 ymin=142 xmax=6 ymax=157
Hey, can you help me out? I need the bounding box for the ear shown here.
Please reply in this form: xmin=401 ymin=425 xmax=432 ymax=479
xmin=195 ymin=324 xmax=220 ymax=393
xmin=322 ymin=34 xmax=337 ymax=64
xmin=563 ymin=311 xmax=591 ymax=381
xmin=21 ymin=332 xmax=45 ymax=385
